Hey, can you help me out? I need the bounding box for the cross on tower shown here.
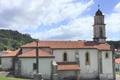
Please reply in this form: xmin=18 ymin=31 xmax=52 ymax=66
xmin=98 ymin=4 xmax=100 ymax=9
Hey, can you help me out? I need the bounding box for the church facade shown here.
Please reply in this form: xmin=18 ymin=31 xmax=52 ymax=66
xmin=0 ymin=9 xmax=115 ymax=80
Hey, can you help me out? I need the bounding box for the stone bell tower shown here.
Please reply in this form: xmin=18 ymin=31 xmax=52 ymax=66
xmin=93 ymin=9 xmax=106 ymax=43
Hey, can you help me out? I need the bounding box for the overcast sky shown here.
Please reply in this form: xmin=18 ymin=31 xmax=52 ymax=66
xmin=0 ymin=0 xmax=120 ymax=40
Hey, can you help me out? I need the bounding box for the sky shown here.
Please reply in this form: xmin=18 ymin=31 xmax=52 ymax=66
xmin=0 ymin=0 xmax=120 ymax=41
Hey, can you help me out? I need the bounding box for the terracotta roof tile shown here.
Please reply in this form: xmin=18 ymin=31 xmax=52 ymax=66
xmin=18 ymin=49 xmax=54 ymax=58
xmin=93 ymin=43 xmax=111 ymax=50
xmin=1 ymin=49 xmax=20 ymax=57
xmin=57 ymin=64 xmax=80 ymax=71
xmin=115 ymin=58 xmax=120 ymax=64
xmin=22 ymin=41 xmax=84 ymax=48
xmin=21 ymin=41 xmax=111 ymax=50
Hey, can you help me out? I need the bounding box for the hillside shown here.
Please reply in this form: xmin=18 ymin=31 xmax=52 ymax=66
xmin=0 ymin=29 xmax=36 ymax=51
xmin=107 ymin=41 xmax=120 ymax=49
xmin=0 ymin=29 xmax=119 ymax=51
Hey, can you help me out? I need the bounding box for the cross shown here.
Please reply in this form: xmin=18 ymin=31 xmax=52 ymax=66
xmin=98 ymin=4 xmax=100 ymax=9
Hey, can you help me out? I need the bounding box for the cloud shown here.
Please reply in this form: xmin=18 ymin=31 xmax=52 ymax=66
xmin=114 ymin=2 xmax=120 ymax=12
xmin=30 ymin=0 xmax=120 ymax=41
xmin=105 ymin=2 xmax=120 ymax=40
xmin=31 ymin=16 xmax=93 ymax=40
xmin=32 ymin=0 xmax=120 ymax=41
xmin=0 ymin=0 xmax=119 ymax=40
xmin=0 ymin=0 xmax=94 ymax=31
xmin=0 ymin=0 xmax=94 ymax=40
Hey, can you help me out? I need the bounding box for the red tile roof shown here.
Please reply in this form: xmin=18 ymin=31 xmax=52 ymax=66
xmin=21 ymin=41 xmax=111 ymax=50
xmin=18 ymin=49 xmax=54 ymax=58
xmin=1 ymin=41 xmax=111 ymax=58
xmin=115 ymin=58 xmax=120 ymax=64
xmin=94 ymin=43 xmax=111 ymax=50
xmin=1 ymin=49 xmax=20 ymax=57
xmin=57 ymin=64 xmax=80 ymax=71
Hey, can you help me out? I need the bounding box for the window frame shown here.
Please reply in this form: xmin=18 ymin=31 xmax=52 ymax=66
xmin=63 ymin=52 xmax=67 ymax=62
xmin=33 ymin=63 xmax=37 ymax=70
xmin=105 ymin=52 xmax=109 ymax=58
xmin=85 ymin=52 xmax=90 ymax=65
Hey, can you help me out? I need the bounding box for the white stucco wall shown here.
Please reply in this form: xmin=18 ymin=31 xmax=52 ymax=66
xmin=53 ymin=49 xmax=99 ymax=78
xmin=53 ymin=49 xmax=77 ymax=62
xmin=19 ymin=48 xmax=114 ymax=79
xmin=1 ymin=57 xmax=12 ymax=70
xmin=58 ymin=71 xmax=76 ymax=79
xmin=101 ymin=51 xmax=113 ymax=79
xmin=19 ymin=58 xmax=53 ymax=79
xmin=78 ymin=49 xmax=99 ymax=78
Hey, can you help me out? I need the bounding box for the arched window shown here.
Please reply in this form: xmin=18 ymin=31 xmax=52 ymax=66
xmin=85 ymin=52 xmax=90 ymax=65
xmin=75 ymin=52 xmax=79 ymax=62
xmin=75 ymin=52 xmax=79 ymax=58
xmin=105 ymin=52 xmax=109 ymax=58
xmin=63 ymin=53 xmax=67 ymax=61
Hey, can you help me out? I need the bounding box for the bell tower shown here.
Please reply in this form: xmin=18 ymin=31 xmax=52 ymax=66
xmin=93 ymin=9 xmax=106 ymax=43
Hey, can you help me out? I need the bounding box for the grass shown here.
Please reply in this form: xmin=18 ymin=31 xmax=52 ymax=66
xmin=116 ymin=71 xmax=120 ymax=79
xmin=0 ymin=75 xmax=29 ymax=80
xmin=116 ymin=71 xmax=120 ymax=75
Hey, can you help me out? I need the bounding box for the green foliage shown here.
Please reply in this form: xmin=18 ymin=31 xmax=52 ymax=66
xmin=0 ymin=29 xmax=36 ymax=51
xmin=115 ymin=54 xmax=120 ymax=58
xmin=107 ymin=41 xmax=120 ymax=49
xmin=107 ymin=41 xmax=120 ymax=58
xmin=0 ymin=29 xmax=119 ymax=51
xmin=0 ymin=75 xmax=28 ymax=80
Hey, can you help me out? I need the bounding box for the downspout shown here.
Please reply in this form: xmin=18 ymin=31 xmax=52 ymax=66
xmin=98 ymin=50 xmax=102 ymax=79
xmin=98 ymin=50 xmax=100 ymax=79
xmin=111 ymin=45 xmax=116 ymax=80
xmin=51 ymin=50 xmax=54 ymax=80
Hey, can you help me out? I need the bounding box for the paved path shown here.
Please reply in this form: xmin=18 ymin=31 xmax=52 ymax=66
xmin=0 ymin=71 xmax=9 ymax=76
xmin=116 ymin=74 xmax=120 ymax=80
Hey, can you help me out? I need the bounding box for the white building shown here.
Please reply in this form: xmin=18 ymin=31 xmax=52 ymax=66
xmin=115 ymin=58 xmax=120 ymax=71
xmin=0 ymin=9 xmax=115 ymax=80
xmin=16 ymin=41 xmax=114 ymax=80
xmin=115 ymin=49 xmax=120 ymax=54
xmin=0 ymin=50 xmax=18 ymax=70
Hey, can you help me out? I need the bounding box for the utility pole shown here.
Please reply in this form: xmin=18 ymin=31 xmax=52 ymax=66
xmin=34 ymin=40 xmax=42 ymax=80
xmin=36 ymin=40 xmax=39 ymax=73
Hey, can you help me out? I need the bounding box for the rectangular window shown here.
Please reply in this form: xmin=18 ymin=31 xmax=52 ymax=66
xmin=0 ymin=58 xmax=1 ymax=64
xmin=33 ymin=63 xmax=37 ymax=70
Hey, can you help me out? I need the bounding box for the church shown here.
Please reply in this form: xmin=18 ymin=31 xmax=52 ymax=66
xmin=0 ymin=9 xmax=115 ymax=80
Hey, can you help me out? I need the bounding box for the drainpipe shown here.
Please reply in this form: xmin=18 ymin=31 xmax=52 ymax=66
xmin=98 ymin=50 xmax=102 ymax=79
xmin=98 ymin=50 xmax=100 ymax=79
xmin=111 ymin=44 xmax=116 ymax=80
